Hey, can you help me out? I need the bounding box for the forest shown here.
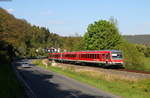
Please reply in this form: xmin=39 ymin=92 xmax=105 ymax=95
xmin=0 ymin=8 xmax=150 ymax=71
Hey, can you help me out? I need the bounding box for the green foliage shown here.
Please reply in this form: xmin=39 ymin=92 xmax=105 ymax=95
xmin=145 ymin=47 xmax=150 ymax=57
xmin=135 ymin=44 xmax=150 ymax=57
xmin=82 ymin=19 xmax=145 ymax=70
xmin=116 ymin=41 xmax=145 ymax=70
xmin=47 ymin=33 xmax=63 ymax=48
xmin=83 ymin=20 xmax=122 ymax=50
xmin=62 ymin=36 xmax=82 ymax=51
xmin=0 ymin=40 xmax=14 ymax=63
xmin=143 ymin=58 xmax=150 ymax=71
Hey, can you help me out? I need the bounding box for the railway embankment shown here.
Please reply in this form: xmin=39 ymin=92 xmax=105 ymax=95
xmin=33 ymin=59 xmax=150 ymax=98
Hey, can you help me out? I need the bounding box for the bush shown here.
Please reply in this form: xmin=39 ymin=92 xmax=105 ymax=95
xmin=117 ymin=41 xmax=145 ymax=70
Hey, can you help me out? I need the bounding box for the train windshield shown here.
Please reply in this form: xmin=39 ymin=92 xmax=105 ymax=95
xmin=111 ymin=52 xmax=122 ymax=60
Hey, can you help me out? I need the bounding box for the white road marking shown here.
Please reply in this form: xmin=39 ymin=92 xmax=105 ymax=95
xmin=70 ymin=93 xmax=79 ymax=98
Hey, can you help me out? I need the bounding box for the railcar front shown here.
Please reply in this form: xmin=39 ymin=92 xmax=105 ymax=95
xmin=109 ymin=50 xmax=124 ymax=65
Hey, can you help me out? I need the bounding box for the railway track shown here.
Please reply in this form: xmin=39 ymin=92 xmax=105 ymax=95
xmin=53 ymin=62 xmax=150 ymax=80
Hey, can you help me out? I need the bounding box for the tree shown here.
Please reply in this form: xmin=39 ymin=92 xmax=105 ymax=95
xmin=83 ymin=19 xmax=145 ymax=70
xmin=83 ymin=20 xmax=122 ymax=50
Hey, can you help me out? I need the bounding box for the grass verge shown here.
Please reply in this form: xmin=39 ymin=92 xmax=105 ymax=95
xmin=33 ymin=59 xmax=150 ymax=98
xmin=0 ymin=63 xmax=24 ymax=98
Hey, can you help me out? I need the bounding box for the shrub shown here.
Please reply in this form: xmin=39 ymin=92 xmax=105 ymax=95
xmin=116 ymin=41 xmax=145 ymax=70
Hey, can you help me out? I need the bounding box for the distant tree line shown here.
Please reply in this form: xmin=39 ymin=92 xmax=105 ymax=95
xmin=123 ymin=35 xmax=150 ymax=45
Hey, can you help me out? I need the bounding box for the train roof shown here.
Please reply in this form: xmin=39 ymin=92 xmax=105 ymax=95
xmin=48 ymin=50 xmax=122 ymax=54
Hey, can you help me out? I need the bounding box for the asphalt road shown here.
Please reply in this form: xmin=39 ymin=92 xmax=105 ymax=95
xmin=16 ymin=59 xmax=120 ymax=98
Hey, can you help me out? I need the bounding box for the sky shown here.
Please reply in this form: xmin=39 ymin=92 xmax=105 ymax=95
xmin=0 ymin=0 xmax=150 ymax=36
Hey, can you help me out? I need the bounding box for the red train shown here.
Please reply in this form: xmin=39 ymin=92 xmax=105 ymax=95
xmin=48 ymin=50 xmax=124 ymax=66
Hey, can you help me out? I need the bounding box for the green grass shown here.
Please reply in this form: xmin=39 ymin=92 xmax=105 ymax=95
xmin=0 ymin=64 xmax=24 ymax=98
xmin=144 ymin=57 xmax=150 ymax=71
xmin=33 ymin=60 xmax=150 ymax=98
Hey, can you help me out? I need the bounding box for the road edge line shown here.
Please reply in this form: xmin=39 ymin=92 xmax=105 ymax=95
xmin=11 ymin=61 xmax=37 ymax=98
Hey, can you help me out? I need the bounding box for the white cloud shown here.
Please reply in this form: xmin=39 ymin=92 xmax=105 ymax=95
xmin=6 ymin=8 xmax=15 ymax=13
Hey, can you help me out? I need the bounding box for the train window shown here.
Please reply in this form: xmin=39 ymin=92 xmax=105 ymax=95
xmin=97 ymin=54 xmax=100 ymax=59
xmin=81 ymin=54 xmax=83 ymax=58
xmin=92 ymin=54 xmax=94 ymax=59
xmin=91 ymin=54 xmax=93 ymax=58
xmin=89 ymin=54 xmax=91 ymax=58
xmin=111 ymin=52 xmax=122 ymax=60
xmin=102 ymin=54 xmax=105 ymax=59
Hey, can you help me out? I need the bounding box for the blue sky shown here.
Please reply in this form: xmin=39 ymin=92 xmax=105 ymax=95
xmin=0 ymin=0 xmax=150 ymax=36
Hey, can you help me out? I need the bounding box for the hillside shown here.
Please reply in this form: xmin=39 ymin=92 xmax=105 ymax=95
xmin=123 ymin=35 xmax=150 ymax=45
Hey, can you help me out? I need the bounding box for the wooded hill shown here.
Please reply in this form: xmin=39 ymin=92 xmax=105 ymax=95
xmin=0 ymin=8 xmax=81 ymax=62
xmin=123 ymin=35 xmax=150 ymax=45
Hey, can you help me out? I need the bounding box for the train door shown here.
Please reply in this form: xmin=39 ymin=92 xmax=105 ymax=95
xmin=106 ymin=53 xmax=110 ymax=64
